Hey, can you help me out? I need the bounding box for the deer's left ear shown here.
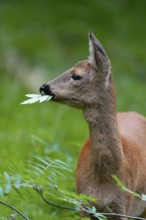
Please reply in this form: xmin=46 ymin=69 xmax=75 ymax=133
xmin=88 ymin=32 xmax=110 ymax=75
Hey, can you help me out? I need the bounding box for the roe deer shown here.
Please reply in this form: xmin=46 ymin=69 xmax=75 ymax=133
xmin=40 ymin=32 xmax=146 ymax=219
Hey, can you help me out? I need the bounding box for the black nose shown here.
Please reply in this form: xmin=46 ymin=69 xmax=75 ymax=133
xmin=39 ymin=84 xmax=54 ymax=97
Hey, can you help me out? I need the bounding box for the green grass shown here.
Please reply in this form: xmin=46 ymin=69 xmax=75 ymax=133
xmin=0 ymin=0 xmax=146 ymax=219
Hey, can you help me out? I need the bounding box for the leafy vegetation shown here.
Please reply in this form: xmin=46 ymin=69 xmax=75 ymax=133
xmin=0 ymin=155 xmax=105 ymax=220
xmin=0 ymin=0 xmax=146 ymax=219
xmin=113 ymin=175 xmax=146 ymax=202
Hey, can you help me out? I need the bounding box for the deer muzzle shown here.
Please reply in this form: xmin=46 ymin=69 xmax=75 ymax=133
xmin=39 ymin=84 xmax=55 ymax=97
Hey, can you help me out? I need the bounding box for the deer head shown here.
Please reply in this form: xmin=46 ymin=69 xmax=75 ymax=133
xmin=40 ymin=32 xmax=112 ymax=110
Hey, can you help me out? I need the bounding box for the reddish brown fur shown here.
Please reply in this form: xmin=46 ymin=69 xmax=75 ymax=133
xmin=76 ymin=112 xmax=146 ymax=219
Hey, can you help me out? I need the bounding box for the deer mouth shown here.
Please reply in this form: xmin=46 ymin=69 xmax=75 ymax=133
xmin=39 ymin=84 xmax=55 ymax=98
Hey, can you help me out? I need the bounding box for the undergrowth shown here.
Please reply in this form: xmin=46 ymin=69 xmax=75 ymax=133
xmin=0 ymin=156 xmax=146 ymax=220
xmin=0 ymin=155 xmax=106 ymax=220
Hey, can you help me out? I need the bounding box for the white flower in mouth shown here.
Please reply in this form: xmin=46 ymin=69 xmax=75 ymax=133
xmin=20 ymin=94 xmax=52 ymax=105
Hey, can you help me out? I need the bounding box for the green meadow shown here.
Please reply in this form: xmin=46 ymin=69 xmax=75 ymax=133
xmin=0 ymin=0 xmax=146 ymax=219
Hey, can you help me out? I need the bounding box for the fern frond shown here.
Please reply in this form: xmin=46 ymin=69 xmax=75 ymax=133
xmin=27 ymin=155 xmax=72 ymax=180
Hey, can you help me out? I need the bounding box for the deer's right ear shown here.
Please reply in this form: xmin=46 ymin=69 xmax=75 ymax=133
xmin=88 ymin=32 xmax=110 ymax=75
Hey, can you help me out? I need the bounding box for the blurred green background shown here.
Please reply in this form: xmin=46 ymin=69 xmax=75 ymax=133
xmin=0 ymin=0 xmax=146 ymax=219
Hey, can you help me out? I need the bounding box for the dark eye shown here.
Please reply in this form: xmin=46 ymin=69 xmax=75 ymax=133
xmin=71 ymin=73 xmax=82 ymax=80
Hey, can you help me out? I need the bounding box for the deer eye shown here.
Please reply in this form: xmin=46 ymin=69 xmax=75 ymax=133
xmin=71 ymin=73 xmax=82 ymax=80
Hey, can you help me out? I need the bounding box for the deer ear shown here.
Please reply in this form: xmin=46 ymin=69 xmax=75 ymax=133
xmin=88 ymin=32 xmax=110 ymax=75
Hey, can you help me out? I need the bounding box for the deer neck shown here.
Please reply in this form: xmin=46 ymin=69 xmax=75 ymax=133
xmin=83 ymin=93 xmax=123 ymax=180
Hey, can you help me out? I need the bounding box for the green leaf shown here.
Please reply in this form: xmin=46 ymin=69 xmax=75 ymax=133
xmin=4 ymin=184 xmax=11 ymax=194
xmin=141 ymin=194 xmax=146 ymax=201
xmin=0 ymin=186 xmax=4 ymax=197
xmin=14 ymin=175 xmax=21 ymax=189
xmin=79 ymin=194 xmax=97 ymax=203
xmin=4 ymin=172 xmax=11 ymax=185
xmin=91 ymin=206 xmax=96 ymax=213
xmin=112 ymin=175 xmax=141 ymax=198
xmin=28 ymin=164 xmax=44 ymax=175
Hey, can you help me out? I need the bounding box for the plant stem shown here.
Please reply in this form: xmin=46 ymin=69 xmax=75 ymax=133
xmin=0 ymin=200 xmax=30 ymax=220
xmin=95 ymin=211 xmax=146 ymax=220
xmin=34 ymin=184 xmax=78 ymax=212
xmin=34 ymin=184 xmax=146 ymax=220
